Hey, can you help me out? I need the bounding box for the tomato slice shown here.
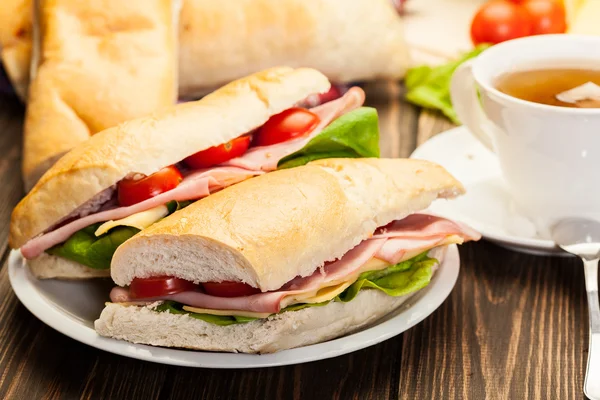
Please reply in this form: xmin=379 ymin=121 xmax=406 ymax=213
xmin=184 ymin=136 xmax=251 ymax=169
xmin=252 ymin=107 xmax=320 ymax=147
xmin=129 ymin=276 xmax=198 ymax=299
xmin=117 ymin=165 xmax=183 ymax=207
xmin=470 ymin=0 xmax=533 ymax=45
xmin=202 ymin=281 xmax=261 ymax=297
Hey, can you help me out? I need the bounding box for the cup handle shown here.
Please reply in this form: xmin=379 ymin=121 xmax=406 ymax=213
xmin=450 ymin=60 xmax=495 ymax=152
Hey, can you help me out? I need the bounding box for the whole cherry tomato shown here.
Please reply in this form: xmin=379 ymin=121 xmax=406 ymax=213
xmin=522 ymin=0 xmax=566 ymax=35
xmin=471 ymin=0 xmax=533 ymax=45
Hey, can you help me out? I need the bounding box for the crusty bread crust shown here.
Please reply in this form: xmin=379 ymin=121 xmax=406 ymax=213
xmin=21 ymin=0 xmax=179 ymax=191
xmin=27 ymin=252 xmax=110 ymax=279
xmin=110 ymin=158 xmax=464 ymax=290
xmin=10 ymin=67 xmax=330 ymax=249
xmin=1 ymin=0 xmax=408 ymax=100
xmin=95 ymin=285 xmax=417 ymax=354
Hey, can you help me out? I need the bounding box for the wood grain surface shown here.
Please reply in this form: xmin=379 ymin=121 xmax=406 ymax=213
xmin=0 ymin=86 xmax=588 ymax=400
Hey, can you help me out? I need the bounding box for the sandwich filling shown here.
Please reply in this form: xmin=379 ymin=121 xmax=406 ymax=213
xmin=108 ymin=214 xmax=481 ymax=325
xmin=20 ymin=87 xmax=380 ymax=269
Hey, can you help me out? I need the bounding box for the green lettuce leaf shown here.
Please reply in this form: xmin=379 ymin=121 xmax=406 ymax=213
xmin=405 ymin=44 xmax=491 ymax=124
xmin=47 ymin=201 xmax=192 ymax=269
xmin=277 ymin=107 xmax=380 ymax=169
xmin=47 ymin=224 xmax=139 ymax=270
xmin=280 ymin=300 xmax=330 ymax=313
xmin=337 ymin=252 xmax=438 ymax=302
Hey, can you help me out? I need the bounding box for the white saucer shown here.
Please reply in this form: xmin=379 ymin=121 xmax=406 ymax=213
xmin=411 ymin=126 xmax=567 ymax=256
xmin=8 ymin=246 xmax=460 ymax=368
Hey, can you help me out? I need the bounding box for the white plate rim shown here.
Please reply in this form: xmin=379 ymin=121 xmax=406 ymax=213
xmin=410 ymin=126 xmax=561 ymax=254
xmin=8 ymin=246 xmax=460 ymax=368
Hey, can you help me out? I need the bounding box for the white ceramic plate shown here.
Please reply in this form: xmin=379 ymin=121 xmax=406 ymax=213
xmin=8 ymin=245 xmax=460 ymax=368
xmin=411 ymin=126 xmax=566 ymax=256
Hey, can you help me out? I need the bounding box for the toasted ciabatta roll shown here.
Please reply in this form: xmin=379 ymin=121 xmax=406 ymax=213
xmin=1 ymin=0 xmax=408 ymax=100
xmin=95 ymin=158 xmax=480 ymax=353
xmin=21 ymin=0 xmax=179 ymax=190
xmin=11 ymin=67 xmax=376 ymax=280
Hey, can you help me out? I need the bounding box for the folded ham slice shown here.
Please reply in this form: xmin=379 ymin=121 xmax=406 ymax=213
xmin=109 ymin=214 xmax=480 ymax=314
xmin=372 ymin=214 xmax=482 ymax=264
xmin=373 ymin=213 xmax=481 ymax=241
xmin=20 ymin=88 xmax=366 ymax=260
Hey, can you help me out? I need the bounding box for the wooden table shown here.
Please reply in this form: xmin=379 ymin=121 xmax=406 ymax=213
xmin=0 ymin=83 xmax=588 ymax=399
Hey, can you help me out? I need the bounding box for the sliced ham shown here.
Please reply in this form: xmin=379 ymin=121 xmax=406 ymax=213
xmin=372 ymin=214 xmax=481 ymax=264
xmin=223 ymin=87 xmax=366 ymax=171
xmin=20 ymin=167 xmax=262 ymax=259
xmin=282 ymin=238 xmax=385 ymax=293
xmin=374 ymin=237 xmax=445 ymax=265
xmin=373 ymin=214 xmax=482 ymax=241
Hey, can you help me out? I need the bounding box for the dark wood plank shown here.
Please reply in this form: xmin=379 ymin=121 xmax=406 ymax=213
xmin=398 ymin=242 xmax=586 ymax=400
xmin=363 ymin=81 xmax=419 ymax=158
xmin=0 ymin=95 xmax=24 ymax=255
xmin=416 ymin=109 xmax=457 ymax=145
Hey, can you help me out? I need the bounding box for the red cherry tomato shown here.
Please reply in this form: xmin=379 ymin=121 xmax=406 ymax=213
xmin=129 ymin=276 xmax=198 ymax=299
xmin=184 ymin=136 xmax=251 ymax=169
xmin=253 ymin=107 xmax=320 ymax=147
xmin=471 ymin=0 xmax=533 ymax=45
xmin=522 ymin=0 xmax=566 ymax=35
xmin=117 ymin=165 xmax=183 ymax=207
xmin=202 ymin=281 xmax=261 ymax=297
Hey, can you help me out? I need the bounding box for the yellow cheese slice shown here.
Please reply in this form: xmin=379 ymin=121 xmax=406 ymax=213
xmin=568 ymin=0 xmax=600 ymax=34
xmin=94 ymin=205 xmax=169 ymax=236
xmin=182 ymin=306 xmax=272 ymax=319
xmin=280 ymin=281 xmax=353 ymax=308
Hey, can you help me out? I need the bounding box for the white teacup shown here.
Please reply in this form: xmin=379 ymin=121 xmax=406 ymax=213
xmin=450 ymin=34 xmax=600 ymax=226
